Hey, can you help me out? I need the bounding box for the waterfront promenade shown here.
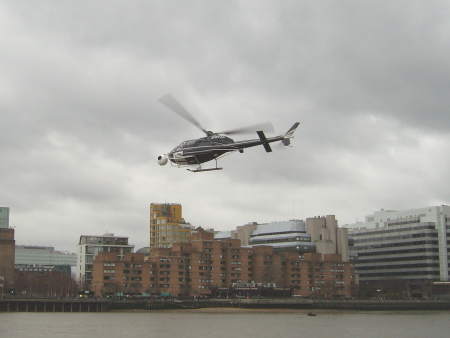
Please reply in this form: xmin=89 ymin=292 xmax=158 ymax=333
xmin=2 ymin=297 xmax=450 ymax=312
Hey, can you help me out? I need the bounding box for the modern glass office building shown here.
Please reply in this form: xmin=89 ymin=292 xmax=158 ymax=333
xmin=15 ymin=245 xmax=77 ymax=266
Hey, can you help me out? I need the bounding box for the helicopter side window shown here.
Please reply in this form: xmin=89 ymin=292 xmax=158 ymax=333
xmin=212 ymin=136 xmax=233 ymax=145
xmin=172 ymin=140 xmax=197 ymax=152
xmin=179 ymin=140 xmax=197 ymax=147
xmin=197 ymin=139 xmax=211 ymax=147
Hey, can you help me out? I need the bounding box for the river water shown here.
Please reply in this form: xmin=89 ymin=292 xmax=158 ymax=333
xmin=1 ymin=309 xmax=449 ymax=338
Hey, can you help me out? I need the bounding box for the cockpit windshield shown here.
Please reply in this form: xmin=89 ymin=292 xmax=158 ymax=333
xmin=171 ymin=139 xmax=197 ymax=153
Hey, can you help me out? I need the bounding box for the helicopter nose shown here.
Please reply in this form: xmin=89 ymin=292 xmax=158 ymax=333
xmin=158 ymin=154 xmax=168 ymax=166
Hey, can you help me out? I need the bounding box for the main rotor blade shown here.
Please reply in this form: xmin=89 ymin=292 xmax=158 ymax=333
xmin=217 ymin=122 xmax=274 ymax=136
xmin=159 ymin=94 xmax=209 ymax=135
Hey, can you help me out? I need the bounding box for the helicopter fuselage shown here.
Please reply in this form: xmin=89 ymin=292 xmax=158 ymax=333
xmin=169 ymin=135 xmax=234 ymax=165
xmin=158 ymin=126 xmax=299 ymax=169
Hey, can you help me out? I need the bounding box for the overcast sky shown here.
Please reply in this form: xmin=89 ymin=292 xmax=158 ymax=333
xmin=1 ymin=1 xmax=450 ymax=252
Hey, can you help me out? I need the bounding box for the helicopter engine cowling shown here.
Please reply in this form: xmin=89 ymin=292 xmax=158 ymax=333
xmin=157 ymin=154 xmax=168 ymax=166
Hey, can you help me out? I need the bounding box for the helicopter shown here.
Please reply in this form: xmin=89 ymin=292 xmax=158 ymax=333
xmin=157 ymin=94 xmax=300 ymax=172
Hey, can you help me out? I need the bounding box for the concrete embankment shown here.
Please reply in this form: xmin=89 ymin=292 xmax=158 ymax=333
xmin=2 ymin=298 xmax=450 ymax=312
xmin=0 ymin=299 xmax=106 ymax=312
xmin=108 ymin=298 xmax=450 ymax=311
xmin=231 ymin=298 xmax=450 ymax=311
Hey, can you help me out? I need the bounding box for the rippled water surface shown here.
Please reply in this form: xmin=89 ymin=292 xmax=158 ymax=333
xmin=1 ymin=309 xmax=450 ymax=338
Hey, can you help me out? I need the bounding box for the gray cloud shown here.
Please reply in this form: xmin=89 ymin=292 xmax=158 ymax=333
xmin=1 ymin=1 xmax=450 ymax=251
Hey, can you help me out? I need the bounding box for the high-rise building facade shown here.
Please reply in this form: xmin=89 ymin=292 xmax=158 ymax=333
xmin=78 ymin=233 xmax=134 ymax=289
xmin=149 ymin=203 xmax=193 ymax=249
xmin=233 ymin=222 xmax=258 ymax=246
xmin=348 ymin=206 xmax=450 ymax=297
xmin=0 ymin=207 xmax=9 ymax=228
xmin=0 ymin=207 xmax=15 ymax=288
xmin=306 ymin=215 xmax=349 ymax=261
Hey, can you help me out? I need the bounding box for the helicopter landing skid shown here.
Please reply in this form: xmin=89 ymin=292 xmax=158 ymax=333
xmin=187 ymin=158 xmax=222 ymax=173
xmin=187 ymin=167 xmax=223 ymax=173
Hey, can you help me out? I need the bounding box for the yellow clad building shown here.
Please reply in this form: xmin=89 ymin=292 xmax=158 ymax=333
xmin=149 ymin=203 xmax=194 ymax=249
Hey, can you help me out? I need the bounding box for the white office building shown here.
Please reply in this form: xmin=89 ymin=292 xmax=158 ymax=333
xmin=249 ymin=220 xmax=314 ymax=252
xmin=347 ymin=206 xmax=450 ymax=286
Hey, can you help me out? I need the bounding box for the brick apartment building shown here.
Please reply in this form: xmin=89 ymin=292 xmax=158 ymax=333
xmin=92 ymin=229 xmax=354 ymax=298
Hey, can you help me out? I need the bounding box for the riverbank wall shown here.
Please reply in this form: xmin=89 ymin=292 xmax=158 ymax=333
xmin=2 ymin=298 xmax=450 ymax=312
xmin=0 ymin=299 xmax=105 ymax=312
